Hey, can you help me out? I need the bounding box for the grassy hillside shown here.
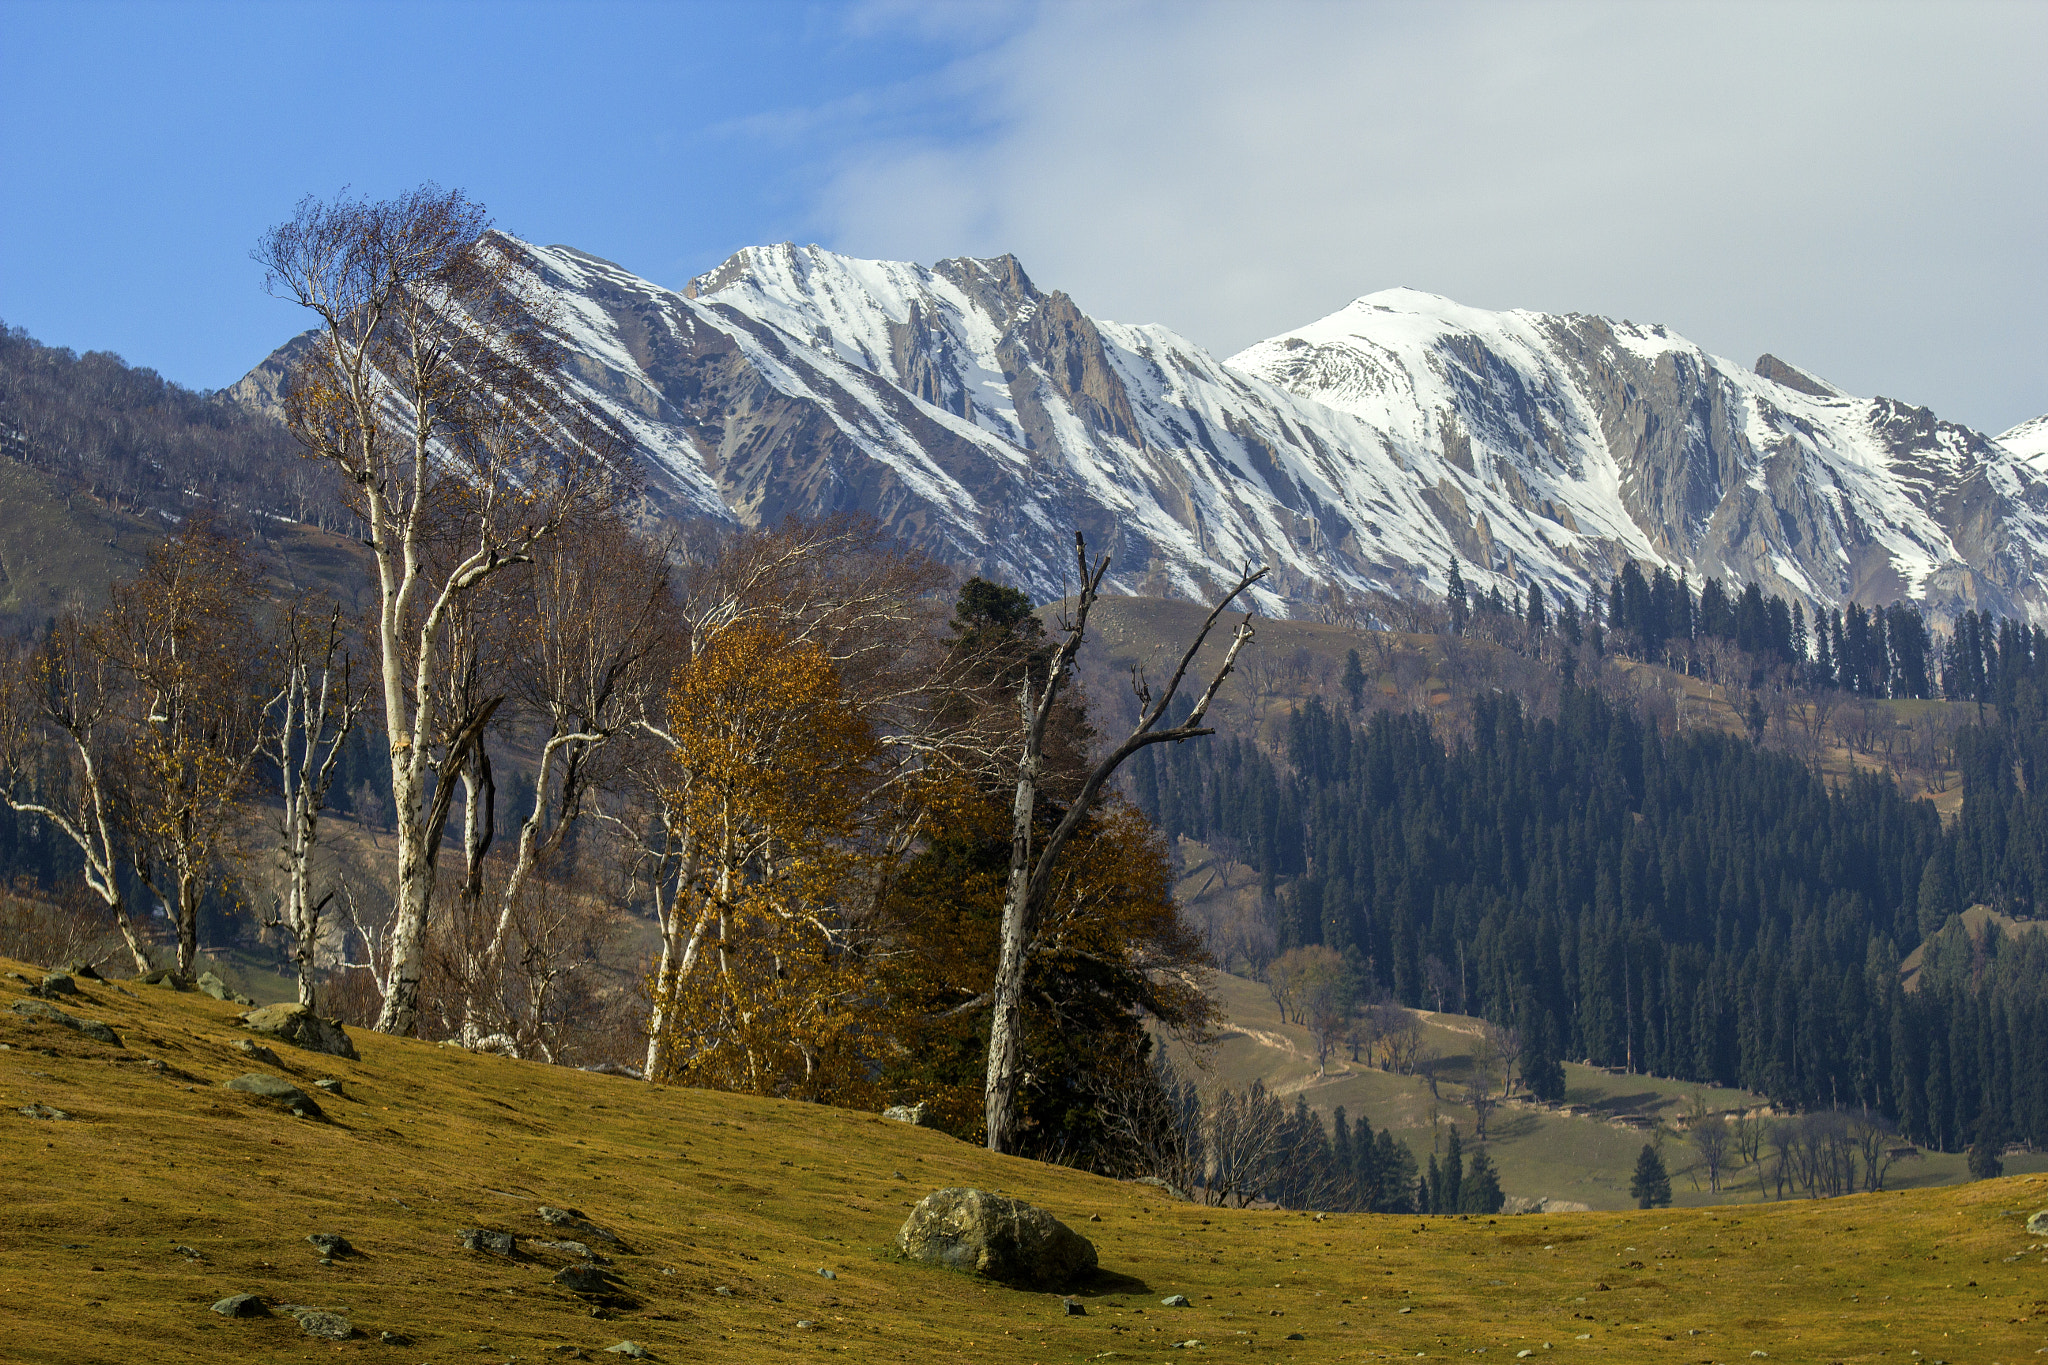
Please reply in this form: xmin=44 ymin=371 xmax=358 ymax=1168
xmin=4 ymin=956 xmax=2045 ymax=1363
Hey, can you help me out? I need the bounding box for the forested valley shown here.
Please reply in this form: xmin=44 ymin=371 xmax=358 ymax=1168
xmin=1132 ymin=649 xmax=2048 ymax=1161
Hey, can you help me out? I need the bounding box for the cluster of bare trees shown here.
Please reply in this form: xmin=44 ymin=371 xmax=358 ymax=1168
xmin=1681 ymin=1100 xmax=1918 ymax=1199
xmin=0 ymin=522 xmax=309 ymax=979
xmin=1088 ymin=1054 xmax=1353 ymax=1210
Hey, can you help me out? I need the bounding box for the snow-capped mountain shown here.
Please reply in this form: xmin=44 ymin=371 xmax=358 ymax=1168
xmin=234 ymin=236 xmax=2048 ymax=624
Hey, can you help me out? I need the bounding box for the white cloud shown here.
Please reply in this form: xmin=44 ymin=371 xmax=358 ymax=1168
xmin=815 ymin=0 xmax=2048 ymax=432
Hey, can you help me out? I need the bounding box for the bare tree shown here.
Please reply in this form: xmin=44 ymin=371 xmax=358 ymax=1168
xmin=263 ymin=598 xmax=366 ymax=1006
xmin=984 ymin=534 xmax=1266 ymax=1152
xmin=1375 ymin=1004 xmax=1423 ymax=1075
xmin=1204 ymin=1079 xmax=1287 ymax=1209
xmin=1690 ymin=1112 xmax=1731 ymax=1193
xmin=101 ymin=522 xmax=271 ymax=976
xmin=449 ymin=519 xmax=675 ymax=1047
xmin=256 ymin=185 xmax=625 ymax=1034
xmin=0 ymin=621 xmax=152 ymax=972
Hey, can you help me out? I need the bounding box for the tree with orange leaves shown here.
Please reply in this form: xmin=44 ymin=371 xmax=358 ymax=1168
xmin=648 ymin=619 xmax=887 ymax=1100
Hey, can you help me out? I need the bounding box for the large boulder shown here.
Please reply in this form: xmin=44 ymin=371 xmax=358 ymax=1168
xmin=896 ymin=1188 xmax=1097 ymax=1289
xmin=238 ymin=1003 xmax=358 ymax=1060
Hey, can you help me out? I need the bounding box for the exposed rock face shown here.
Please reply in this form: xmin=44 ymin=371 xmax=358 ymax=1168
xmin=238 ymin=1003 xmax=358 ymax=1060
xmin=234 ymin=240 xmax=2048 ymax=626
xmin=896 ymin=1187 xmax=1097 ymax=1288
xmin=881 ymin=1101 xmax=936 ymax=1127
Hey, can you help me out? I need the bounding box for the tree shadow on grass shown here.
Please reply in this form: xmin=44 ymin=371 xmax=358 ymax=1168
xmin=1483 ymin=1111 xmax=1541 ymax=1142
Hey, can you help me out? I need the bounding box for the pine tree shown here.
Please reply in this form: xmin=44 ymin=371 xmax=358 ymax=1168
xmin=1629 ymin=1143 xmax=1672 ymax=1208
xmin=1445 ymin=559 xmax=1469 ymax=634
xmin=1441 ymin=1126 xmax=1464 ymax=1214
xmin=1459 ymin=1149 xmax=1506 ymax=1214
xmin=1342 ymin=649 xmax=1367 ymax=714
xmin=1967 ymin=1113 xmax=2005 ymax=1180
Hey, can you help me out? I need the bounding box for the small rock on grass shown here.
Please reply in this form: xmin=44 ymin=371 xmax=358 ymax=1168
xmin=223 ymin=1073 xmax=324 ymax=1120
xmin=16 ymin=1103 xmax=68 ymax=1120
xmin=457 ymin=1227 xmax=516 ymax=1255
xmin=210 ymin=1293 xmax=269 ymax=1318
xmin=605 ymin=1344 xmax=648 ymax=1358
xmin=235 ymin=1039 xmax=284 ymax=1067
xmin=306 ymin=1233 xmax=352 ymax=1257
xmin=538 ymin=1205 xmax=625 ymax=1248
xmin=290 ymin=1308 xmax=354 ymax=1339
xmin=1061 ymin=1298 xmax=1087 ymax=1316
xmin=1161 ymin=1294 xmax=1191 ymax=1307
xmin=378 ymin=1330 xmax=412 ymax=1345
xmin=817 ymin=1267 xmax=836 ymax=1280
xmin=554 ymin=1263 xmax=618 ymax=1295
xmin=2026 ymin=1209 xmax=2048 ymax=1236
xmin=238 ymin=1002 xmax=359 ymax=1060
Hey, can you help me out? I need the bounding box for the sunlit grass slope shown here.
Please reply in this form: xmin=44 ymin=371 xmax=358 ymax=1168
xmin=2 ymin=958 xmax=2044 ymax=1364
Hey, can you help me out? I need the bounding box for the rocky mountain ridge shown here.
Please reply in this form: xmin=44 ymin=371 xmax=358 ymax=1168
xmin=233 ymin=236 xmax=2048 ymax=623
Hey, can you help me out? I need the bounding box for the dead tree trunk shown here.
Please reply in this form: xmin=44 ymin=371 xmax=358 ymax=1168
xmin=984 ymin=532 xmax=1265 ymax=1153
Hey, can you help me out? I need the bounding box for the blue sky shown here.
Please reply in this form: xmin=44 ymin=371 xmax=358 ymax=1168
xmin=4 ymin=0 xmax=2044 ymax=434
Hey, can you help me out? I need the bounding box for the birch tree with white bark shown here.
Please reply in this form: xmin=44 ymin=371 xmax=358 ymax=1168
xmin=262 ymin=597 xmax=367 ymax=1007
xmin=255 ymin=185 xmax=624 ymax=1034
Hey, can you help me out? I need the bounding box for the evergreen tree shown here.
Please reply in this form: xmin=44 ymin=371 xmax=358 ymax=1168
xmin=1445 ymin=559 xmax=1469 ymax=634
xmin=1967 ymin=1114 xmax=2005 ymax=1180
xmin=1441 ymin=1126 xmax=1464 ymax=1214
xmin=1459 ymin=1149 xmax=1506 ymax=1214
xmin=1342 ymin=649 xmax=1367 ymax=714
xmin=1629 ymin=1144 xmax=1672 ymax=1208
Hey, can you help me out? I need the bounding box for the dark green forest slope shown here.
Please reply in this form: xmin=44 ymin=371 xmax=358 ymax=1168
xmin=1133 ymin=666 xmax=2048 ymax=1156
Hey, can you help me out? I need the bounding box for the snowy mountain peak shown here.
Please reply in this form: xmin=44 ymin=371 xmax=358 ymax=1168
xmin=239 ymin=237 xmax=2048 ymax=625
xmin=1998 ymin=413 xmax=2048 ymax=470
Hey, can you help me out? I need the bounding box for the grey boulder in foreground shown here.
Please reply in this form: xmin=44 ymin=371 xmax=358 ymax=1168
xmin=896 ymin=1187 xmax=1097 ymax=1289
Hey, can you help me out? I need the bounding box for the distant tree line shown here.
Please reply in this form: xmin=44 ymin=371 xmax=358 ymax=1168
xmin=1133 ymin=682 xmax=2048 ymax=1154
xmin=1439 ymin=555 xmax=2048 ymax=710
